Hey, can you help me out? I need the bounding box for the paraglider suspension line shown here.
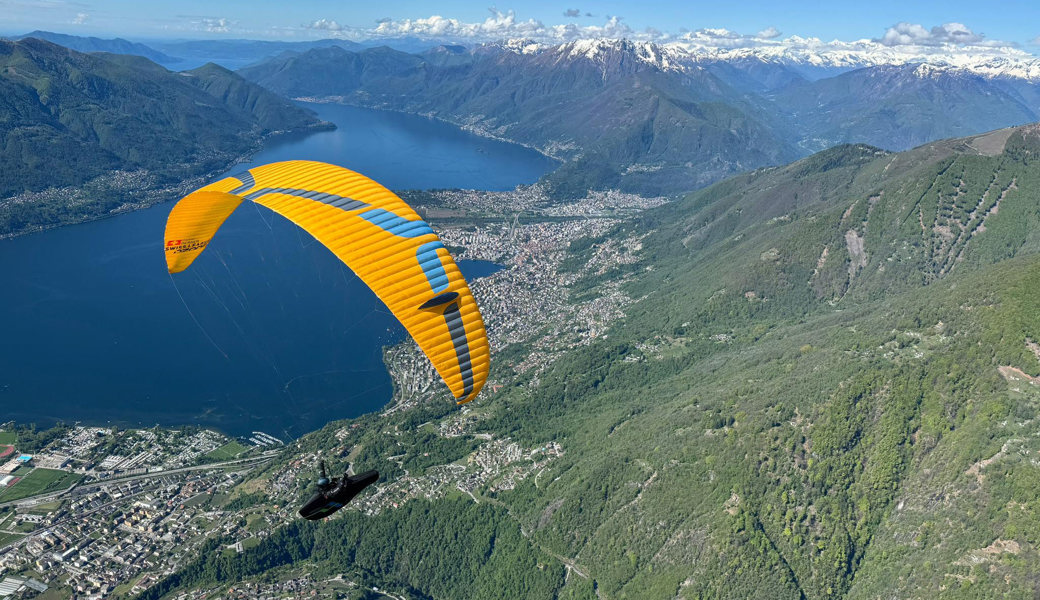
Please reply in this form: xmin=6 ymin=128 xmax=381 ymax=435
xmin=169 ymin=271 xmax=229 ymax=360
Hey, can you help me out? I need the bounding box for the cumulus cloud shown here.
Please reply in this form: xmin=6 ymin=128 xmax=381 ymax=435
xmin=192 ymin=17 xmax=233 ymax=33
xmin=71 ymin=11 xmax=88 ymax=25
xmin=558 ymin=14 xmax=633 ymax=39
xmin=365 ymin=11 xmax=790 ymax=46
xmin=879 ymin=22 xmax=992 ymax=46
xmin=307 ymin=18 xmax=344 ymax=32
xmin=677 ymin=27 xmax=778 ymax=49
xmin=370 ymin=8 xmax=651 ymax=42
xmin=757 ymin=26 xmax=781 ymax=39
xmin=373 ymin=8 xmax=546 ymax=39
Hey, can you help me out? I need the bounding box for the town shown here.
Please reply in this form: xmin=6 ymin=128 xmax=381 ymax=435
xmin=0 ymin=424 xmax=282 ymax=599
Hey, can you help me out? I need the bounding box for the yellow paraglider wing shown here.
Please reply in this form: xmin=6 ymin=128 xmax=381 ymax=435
xmin=164 ymin=191 xmax=243 ymax=274
xmin=163 ymin=160 xmax=488 ymax=404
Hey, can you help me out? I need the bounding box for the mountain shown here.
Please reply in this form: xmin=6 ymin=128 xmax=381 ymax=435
xmin=13 ymin=30 xmax=175 ymax=65
xmin=147 ymin=38 xmax=365 ymax=70
xmin=238 ymin=39 xmax=1040 ymax=197
xmin=7 ymin=33 xmax=368 ymax=71
xmin=772 ymin=63 xmax=1040 ymax=152
xmin=678 ymin=36 xmax=1040 ymax=82
xmin=0 ymin=38 xmax=327 ymax=235
xmin=180 ymin=62 xmax=325 ymax=132
xmin=239 ymin=40 xmax=802 ymax=197
xmin=696 ymin=56 xmax=810 ymax=94
xmin=139 ymin=124 xmax=1040 ymax=599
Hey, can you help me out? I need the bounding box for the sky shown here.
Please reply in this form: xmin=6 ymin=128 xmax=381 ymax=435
xmin=2 ymin=0 xmax=1039 ymax=54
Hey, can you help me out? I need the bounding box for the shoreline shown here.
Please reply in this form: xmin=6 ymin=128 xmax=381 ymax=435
xmin=0 ymin=121 xmax=335 ymax=242
xmin=292 ymin=97 xmax=572 ymax=164
xmin=0 ymin=105 xmax=563 ymax=243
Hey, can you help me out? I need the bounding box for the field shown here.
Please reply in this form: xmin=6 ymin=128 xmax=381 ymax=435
xmin=204 ymin=441 xmax=250 ymax=461
xmin=0 ymin=469 xmax=82 ymax=503
xmin=0 ymin=432 xmax=16 ymax=444
xmin=0 ymin=531 xmax=24 ymax=547
xmin=22 ymin=500 xmax=63 ymax=515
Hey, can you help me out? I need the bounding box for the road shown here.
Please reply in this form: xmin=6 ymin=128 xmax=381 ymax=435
xmin=0 ymin=452 xmax=278 ymax=509
xmin=0 ymin=453 xmax=278 ymax=553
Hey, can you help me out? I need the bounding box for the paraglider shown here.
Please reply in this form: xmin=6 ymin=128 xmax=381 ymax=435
xmin=164 ymin=160 xmax=488 ymax=404
xmin=164 ymin=160 xmax=490 ymax=515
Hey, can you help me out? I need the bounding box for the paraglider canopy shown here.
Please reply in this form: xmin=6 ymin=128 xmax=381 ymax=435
xmin=164 ymin=160 xmax=488 ymax=404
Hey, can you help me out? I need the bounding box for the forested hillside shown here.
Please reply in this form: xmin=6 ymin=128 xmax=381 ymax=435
xmin=0 ymin=38 xmax=327 ymax=236
xmin=139 ymin=125 xmax=1040 ymax=599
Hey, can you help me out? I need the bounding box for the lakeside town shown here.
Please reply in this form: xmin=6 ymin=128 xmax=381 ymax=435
xmin=0 ymin=424 xmax=282 ymax=599
xmin=0 ymin=186 xmax=663 ymax=599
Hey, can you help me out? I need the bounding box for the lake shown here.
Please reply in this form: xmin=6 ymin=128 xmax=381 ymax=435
xmin=0 ymin=103 xmax=556 ymax=439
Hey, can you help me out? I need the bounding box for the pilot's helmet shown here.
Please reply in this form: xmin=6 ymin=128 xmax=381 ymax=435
xmin=318 ymin=476 xmax=330 ymax=487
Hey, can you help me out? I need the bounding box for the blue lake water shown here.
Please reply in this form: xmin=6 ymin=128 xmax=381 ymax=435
xmin=0 ymin=103 xmax=555 ymax=438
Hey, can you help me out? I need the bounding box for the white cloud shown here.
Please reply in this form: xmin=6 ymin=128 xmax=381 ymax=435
xmin=677 ymin=27 xmax=786 ymax=49
xmin=879 ymin=22 xmax=930 ymax=45
xmin=198 ymin=17 xmax=233 ymax=33
xmin=879 ymin=22 xmax=992 ymax=47
xmin=369 ymin=9 xmax=649 ymax=42
xmin=757 ymin=26 xmax=781 ymax=40
xmin=553 ymin=15 xmax=635 ymax=40
xmin=71 ymin=11 xmax=88 ymax=25
xmin=373 ymin=9 xmax=546 ymax=39
xmin=307 ymin=18 xmax=344 ymax=32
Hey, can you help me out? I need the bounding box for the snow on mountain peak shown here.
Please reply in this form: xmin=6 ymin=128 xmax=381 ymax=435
xmin=490 ymin=36 xmax=1040 ymax=82
xmin=675 ymin=36 xmax=1040 ymax=81
xmin=494 ymin=38 xmax=692 ymax=72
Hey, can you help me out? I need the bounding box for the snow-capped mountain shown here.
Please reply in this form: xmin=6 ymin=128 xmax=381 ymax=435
xmin=499 ymin=38 xmax=694 ymax=74
xmin=492 ymin=37 xmax=1040 ymax=83
xmin=696 ymin=38 xmax=1040 ymax=82
xmin=239 ymin=36 xmax=1040 ymax=196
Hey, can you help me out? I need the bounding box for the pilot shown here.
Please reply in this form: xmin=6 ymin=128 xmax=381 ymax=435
xmin=299 ymin=460 xmax=379 ymax=520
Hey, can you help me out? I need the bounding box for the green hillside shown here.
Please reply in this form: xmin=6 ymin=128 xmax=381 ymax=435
xmin=0 ymin=38 xmax=326 ymax=236
xmin=140 ymin=125 xmax=1040 ymax=599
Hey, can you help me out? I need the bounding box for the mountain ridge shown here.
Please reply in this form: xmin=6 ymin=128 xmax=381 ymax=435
xmin=11 ymin=30 xmax=176 ymax=65
xmin=489 ymin=37 xmax=1040 ymax=82
xmin=238 ymin=43 xmax=802 ymax=197
xmin=0 ymin=38 xmax=328 ymax=236
xmin=239 ymin=40 xmax=1040 ymax=197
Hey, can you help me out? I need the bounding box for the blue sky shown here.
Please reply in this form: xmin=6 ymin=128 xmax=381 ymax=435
xmin=2 ymin=0 xmax=1038 ymax=51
